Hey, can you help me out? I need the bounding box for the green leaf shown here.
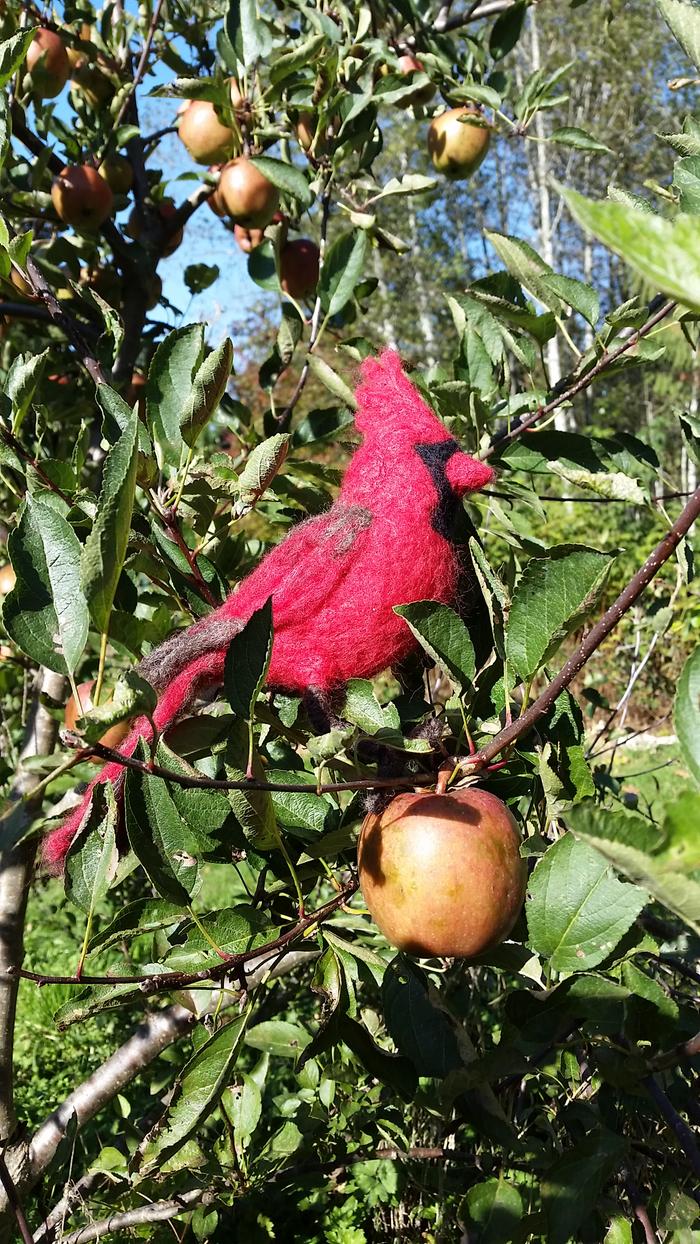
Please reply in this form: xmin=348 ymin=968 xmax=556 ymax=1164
xmin=88 ymin=898 xmax=184 ymax=953
xmin=394 ymin=600 xmax=476 ymax=690
xmin=141 ymin=1011 xmax=250 ymax=1170
xmin=6 ymin=349 xmax=50 ymax=430
xmin=234 ymin=434 xmax=289 ymax=517
xmin=369 ymin=173 xmax=437 ymax=202
xmin=540 ymin=273 xmax=600 ymax=325
xmin=673 ymin=155 xmax=700 ymax=214
xmin=306 ymin=355 xmax=357 ymax=408
xmin=266 ymin=769 xmax=334 ymax=838
xmin=248 ymin=156 xmax=312 ymax=208
xmin=561 ymin=185 xmax=700 ymax=311
xmin=224 ymin=718 xmax=279 ymax=852
xmin=542 ymin=1130 xmax=627 ymax=1244
xmin=166 ymin=906 xmax=278 ymax=970
xmin=527 ymin=833 xmax=647 ymax=972
xmin=124 ymin=745 xmax=208 ymax=904
xmin=225 ymin=0 xmax=272 ymax=69
xmin=506 ymin=545 xmax=614 ymax=680
xmin=604 ymin=1220 xmax=633 ymax=1244
xmin=489 ymin=0 xmax=527 ymax=58
xmin=319 ymin=230 xmax=369 ymax=317
xmin=184 ymin=263 xmax=219 ymax=294
xmin=80 ymin=408 xmax=138 ymax=633
xmin=180 ymin=337 xmax=233 ymax=448
xmin=382 ymin=957 xmax=462 ymax=1078
xmin=2 ymin=497 xmax=89 ymax=674
xmin=656 ymin=0 xmax=700 ymax=69
xmin=146 ymin=325 xmax=204 ymax=461
xmin=568 ymin=809 xmax=700 ymax=936
xmin=224 ymin=1073 xmax=262 ymax=1157
xmin=341 ymin=679 xmax=400 ymax=735
xmin=485 ymin=231 xmax=564 ymax=313
xmin=675 ymin=646 xmax=700 ymax=785
xmin=460 ymin=1179 xmax=523 ymax=1244
xmin=78 ymin=669 xmax=157 ymax=746
xmin=224 ymin=597 xmax=273 ymax=721
xmin=548 ymin=126 xmax=611 ymax=154
xmin=65 ymin=785 xmax=119 ymax=915
xmin=0 ymin=28 xmax=37 ymax=89
xmin=246 ymin=1020 xmax=311 ymax=1059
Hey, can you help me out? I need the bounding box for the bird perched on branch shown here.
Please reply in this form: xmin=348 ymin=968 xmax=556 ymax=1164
xmin=44 ymin=349 xmax=493 ymax=870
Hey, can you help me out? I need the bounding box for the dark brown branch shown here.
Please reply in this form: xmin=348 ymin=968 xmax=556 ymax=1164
xmin=14 ymin=883 xmax=356 ymax=993
xmin=465 ymin=485 xmax=700 ymax=769
xmin=23 ymin=258 xmax=107 ymax=387
xmin=0 ymin=301 xmax=52 ymax=323
xmin=161 ymin=508 xmax=219 ymax=607
xmin=0 ymin=1152 xmax=32 ymax=1244
xmin=484 ymin=299 xmax=676 ymax=460
xmin=645 ymin=1076 xmax=700 ymax=1179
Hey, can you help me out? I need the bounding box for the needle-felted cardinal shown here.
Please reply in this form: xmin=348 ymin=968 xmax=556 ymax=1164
xmin=44 ymin=349 xmax=493 ymax=870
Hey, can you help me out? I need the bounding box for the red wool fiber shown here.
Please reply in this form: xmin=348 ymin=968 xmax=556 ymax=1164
xmin=43 ymin=349 xmax=493 ymax=870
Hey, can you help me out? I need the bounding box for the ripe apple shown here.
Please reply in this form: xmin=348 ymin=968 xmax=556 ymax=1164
xmin=218 ymin=157 xmax=280 ymax=228
xmin=178 ymin=98 xmax=237 ymax=165
xmin=64 ymin=679 xmax=131 ymax=762
xmin=396 ymin=53 xmax=435 ymax=106
xmin=280 ymin=238 xmax=320 ymax=300
xmin=127 ymin=198 xmax=183 ymax=256
xmin=26 ymin=29 xmax=70 ymax=98
xmin=0 ymin=564 xmax=16 ymax=595
xmin=428 ymin=106 xmax=491 ymax=179
xmin=98 ymin=154 xmax=133 ymax=195
xmin=51 ymin=164 xmax=114 ymax=230
xmin=358 ymin=786 xmax=526 ymax=958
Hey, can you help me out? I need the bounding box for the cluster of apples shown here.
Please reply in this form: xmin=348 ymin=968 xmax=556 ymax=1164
xmin=25 ymin=28 xmax=129 ymax=231
xmin=177 ymin=84 xmax=320 ymax=301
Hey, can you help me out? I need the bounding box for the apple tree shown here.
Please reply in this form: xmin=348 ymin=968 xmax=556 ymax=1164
xmin=0 ymin=0 xmax=698 ymax=1241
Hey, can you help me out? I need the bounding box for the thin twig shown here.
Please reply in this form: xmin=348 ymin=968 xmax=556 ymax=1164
xmin=0 ymin=1151 xmax=33 ymax=1244
xmin=276 ymin=173 xmax=333 ymax=430
xmin=465 ymin=485 xmax=700 ymax=768
xmin=12 ymin=882 xmax=357 ymax=993
xmin=64 ymin=735 xmax=438 ymax=793
xmin=485 ymin=489 xmax=691 ymax=505
xmin=645 ymin=1076 xmax=700 ymax=1179
xmin=483 ymin=299 xmax=676 ymax=460
xmin=110 ymin=0 xmax=166 ymax=133
xmin=0 ymin=425 xmax=74 ymax=506
xmin=58 ymin=1188 xmax=207 ymax=1244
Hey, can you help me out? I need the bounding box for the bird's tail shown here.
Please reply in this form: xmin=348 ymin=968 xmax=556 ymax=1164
xmin=42 ymin=644 xmax=230 ymax=873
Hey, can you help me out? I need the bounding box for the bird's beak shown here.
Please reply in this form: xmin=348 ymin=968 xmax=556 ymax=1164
xmin=445 ymin=453 xmax=494 ymax=496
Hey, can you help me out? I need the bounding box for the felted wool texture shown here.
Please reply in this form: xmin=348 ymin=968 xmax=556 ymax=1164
xmin=44 ymin=349 xmax=493 ymax=871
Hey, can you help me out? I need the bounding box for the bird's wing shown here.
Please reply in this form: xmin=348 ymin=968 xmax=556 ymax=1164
xmin=228 ymin=503 xmax=375 ymax=630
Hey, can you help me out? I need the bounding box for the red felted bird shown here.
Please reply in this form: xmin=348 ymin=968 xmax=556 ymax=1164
xmin=44 ymin=349 xmax=493 ymax=870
